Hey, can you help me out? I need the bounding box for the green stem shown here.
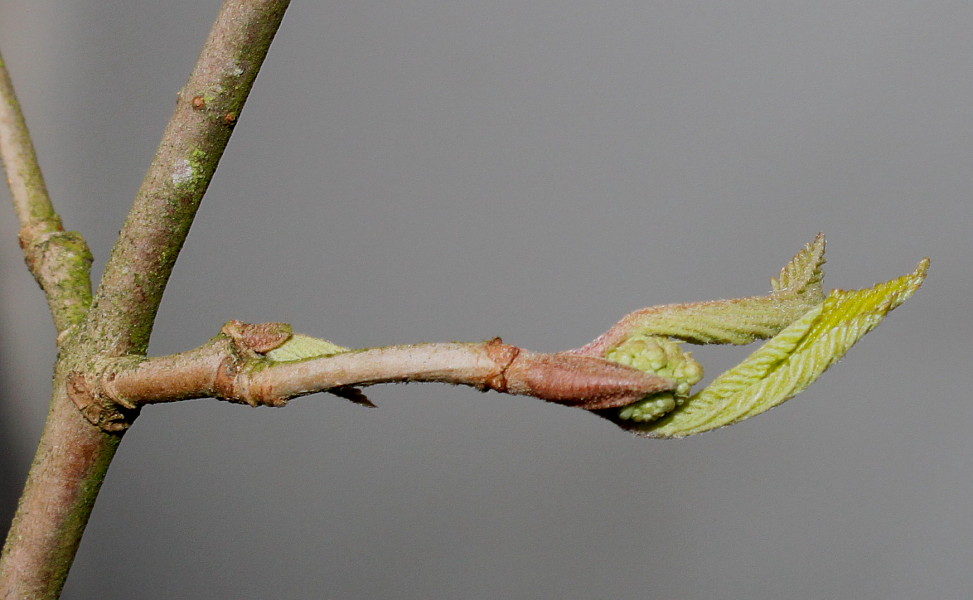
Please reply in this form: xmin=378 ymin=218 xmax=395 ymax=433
xmin=0 ymin=49 xmax=58 ymax=229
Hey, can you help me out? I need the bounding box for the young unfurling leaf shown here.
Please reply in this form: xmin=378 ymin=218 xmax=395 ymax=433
xmin=573 ymin=233 xmax=827 ymax=357
xmin=609 ymin=257 xmax=928 ymax=438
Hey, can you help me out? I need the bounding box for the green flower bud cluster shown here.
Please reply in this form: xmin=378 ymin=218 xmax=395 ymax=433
xmin=605 ymin=334 xmax=704 ymax=422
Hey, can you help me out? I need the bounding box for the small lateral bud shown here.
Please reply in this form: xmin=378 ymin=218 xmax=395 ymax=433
xmin=221 ymin=320 xmax=293 ymax=354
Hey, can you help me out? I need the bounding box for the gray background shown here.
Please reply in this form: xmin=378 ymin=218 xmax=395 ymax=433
xmin=1 ymin=1 xmax=970 ymax=598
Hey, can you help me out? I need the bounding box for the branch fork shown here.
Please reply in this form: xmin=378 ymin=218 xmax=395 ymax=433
xmin=0 ymin=0 xmax=928 ymax=589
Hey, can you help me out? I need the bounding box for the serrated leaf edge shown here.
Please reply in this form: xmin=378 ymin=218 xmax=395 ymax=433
xmin=634 ymin=258 xmax=927 ymax=438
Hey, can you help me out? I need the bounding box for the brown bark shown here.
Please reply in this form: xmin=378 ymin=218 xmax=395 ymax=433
xmin=0 ymin=2 xmax=293 ymax=597
xmin=95 ymin=332 xmax=675 ymax=414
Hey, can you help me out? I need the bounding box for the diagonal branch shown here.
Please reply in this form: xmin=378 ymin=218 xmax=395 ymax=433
xmin=0 ymin=49 xmax=93 ymax=333
xmin=81 ymin=0 xmax=292 ymax=357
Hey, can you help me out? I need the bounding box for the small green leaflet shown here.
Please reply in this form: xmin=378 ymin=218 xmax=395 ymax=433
xmin=615 ymin=258 xmax=928 ymax=438
xmin=265 ymin=334 xmax=349 ymax=362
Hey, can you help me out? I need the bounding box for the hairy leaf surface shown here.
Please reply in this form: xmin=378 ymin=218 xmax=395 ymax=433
xmin=623 ymin=259 xmax=928 ymax=437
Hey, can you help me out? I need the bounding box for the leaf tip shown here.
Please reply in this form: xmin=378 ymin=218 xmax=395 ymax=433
xmin=771 ymin=232 xmax=826 ymax=294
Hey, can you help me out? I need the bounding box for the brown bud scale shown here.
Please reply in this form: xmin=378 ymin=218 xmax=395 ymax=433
xmin=503 ymin=351 xmax=675 ymax=410
xmin=221 ymin=320 xmax=293 ymax=354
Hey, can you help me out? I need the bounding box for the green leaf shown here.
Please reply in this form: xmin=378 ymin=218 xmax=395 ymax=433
xmin=622 ymin=258 xmax=928 ymax=438
xmin=265 ymin=334 xmax=349 ymax=362
xmin=576 ymin=234 xmax=827 ymax=357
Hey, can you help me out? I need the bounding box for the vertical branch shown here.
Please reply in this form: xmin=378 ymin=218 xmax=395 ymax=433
xmin=0 ymin=392 xmax=121 ymax=600
xmin=0 ymin=2 xmax=292 ymax=598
